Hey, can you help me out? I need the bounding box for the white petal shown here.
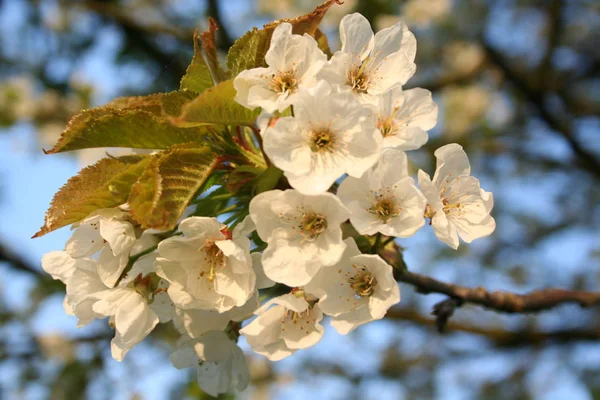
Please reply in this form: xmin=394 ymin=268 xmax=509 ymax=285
xmin=179 ymin=216 xmax=224 ymax=238
xmin=41 ymin=251 xmax=78 ymax=282
xmin=97 ymin=246 xmax=129 ymax=287
xmin=252 ymin=252 xmax=275 ymax=289
xmin=99 ymin=218 xmax=136 ymax=256
xmin=431 ymin=143 xmax=471 ymax=189
xmin=340 ymin=13 xmax=374 ymax=59
xmin=372 ymin=20 xmax=417 ymax=65
xmin=65 ymin=224 xmax=103 ymax=258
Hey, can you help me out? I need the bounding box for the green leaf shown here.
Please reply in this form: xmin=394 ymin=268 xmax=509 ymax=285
xmin=192 ymin=187 xmax=233 ymax=218
xmin=44 ymin=91 xmax=207 ymax=154
xmin=226 ymin=165 xmax=264 ymax=193
xmin=227 ymin=0 xmax=341 ymax=76
xmin=180 ymin=30 xmax=214 ymax=94
xmin=180 ymin=18 xmax=226 ymax=93
xmin=128 ymin=143 xmax=219 ymax=230
xmin=314 ymin=28 xmax=333 ymax=58
xmin=34 ymin=155 xmax=151 ymax=237
xmin=174 ymin=80 xmax=260 ymax=127
xmin=254 ymin=166 xmax=283 ymax=194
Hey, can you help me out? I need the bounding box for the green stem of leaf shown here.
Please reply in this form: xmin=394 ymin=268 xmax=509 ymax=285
xmin=371 ymin=233 xmax=382 ymax=254
xmin=381 ymin=236 xmax=396 ymax=248
xmin=252 ymin=124 xmax=271 ymax=167
xmin=114 ymin=244 xmax=159 ymax=287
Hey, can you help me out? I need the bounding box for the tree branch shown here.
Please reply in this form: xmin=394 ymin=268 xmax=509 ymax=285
xmin=398 ymin=269 xmax=600 ymax=312
xmin=386 ymin=308 xmax=600 ymax=348
xmin=379 ymin=247 xmax=600 ymax=314
xmin=77 ymin=1 xmax=193 ymax=40
xmin=481 ymin=41 xmax=600 ymax=179
xmin=0 ymin=242 xmax=46 ymax=280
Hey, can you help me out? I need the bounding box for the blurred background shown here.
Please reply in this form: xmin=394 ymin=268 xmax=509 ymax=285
xmin=1 ymin=0 xmax=599 ymax=399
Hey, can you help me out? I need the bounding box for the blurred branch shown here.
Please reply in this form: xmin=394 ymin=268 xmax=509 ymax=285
xmin=206 ymin=0 xmax=234 ymax=50
xmin=77 ymin=0 xmax=190 ymax=82
xmin=77 ymin=1 xmax=193 ymax=40
xmin=386 ymin=308 xmax=600 ymax=348
xmin=380 ymin=246 xmax=600 ymax=315
xmin=539 ymin=0 xmax=563 ymax=85
xmin=482 ymin=41 xmax=600 ymax=180
xmin=397 ymin=268 xmax=600 ymax=312
xmin=0 ymin=242 xmax=46 ymax=280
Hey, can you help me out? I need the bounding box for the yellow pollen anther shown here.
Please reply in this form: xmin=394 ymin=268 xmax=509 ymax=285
xmin=269 ymin=70 xmax=298 ymax=94
xmin=347 ymin=58 xmax=371 ymax=93
xmin=369 ymin=197 xmax=400 ymax=222
xmin=299 ymin=212 xmax=328 ymax=240
xmin=348 ymin=265 xmax=377 ymax=297
xmin=309 ymin=128 xmax=336 ymax=152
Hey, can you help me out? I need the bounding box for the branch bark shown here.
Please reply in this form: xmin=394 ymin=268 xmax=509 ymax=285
xmin=481 ymin=41 xmax=600 ymax=180
xmin=0 ymin=242 xmax=46 ymax=280
xmin=380 ymin=247 xmax=600 ymax=314
xmin=396 ymin=269 xmax=600 ymax=313
xmin=386 ymin=308 xmax=600 ymax=348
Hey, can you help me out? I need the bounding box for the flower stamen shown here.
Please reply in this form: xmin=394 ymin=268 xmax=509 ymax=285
xmin=347 ymin=59 xmax=371 ymax=93
xmin=309 ymin=128 xmax=336 ymax=153
xmin=201 ymin=240 xmax=225 ymax=282
xmin=299 ymin=212 xmax=328 ymax=240
xmin=348 ymin=265 xmax=377 ymax=298
xmin=269 ymin=70 xmax=298 ymax=94
xmin=368 ymin=196 xmax=400 ymax=222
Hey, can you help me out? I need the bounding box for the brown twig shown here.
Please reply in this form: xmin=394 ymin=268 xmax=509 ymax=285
xmin=386 ymin=308 xmax=600 ymax=348
xmin=77 ymin=1 xmax=193 ymax=40
xmin=399 ymin=269 xmax=600 ymax=313
xmin=379 ymin=248 xmax=600 ymax=314
xmin=482 ymin=40 xmax=600 ymax=180
xmin=0 ymin=242 xmax=46 ymax=280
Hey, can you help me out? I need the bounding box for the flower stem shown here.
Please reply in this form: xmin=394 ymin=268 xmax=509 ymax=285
xmin=114 ymin=244 xmax=159 ymax=287
xmin=371 ymin=233 xmax=382 ymax=254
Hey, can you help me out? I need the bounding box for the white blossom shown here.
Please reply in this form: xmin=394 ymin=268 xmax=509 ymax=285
xmin=249 ymin=189 xmax=350 ymax=287
xmin=338 ymin=149 xmax=426 ymax=237
xmin=155 ymin=217 xmax=255 ymax=312
xmin=43 ymin=242 xmax=171 ymax=355
xmin=371 ymin=86 xmax=437 ymax=150
xmin=418 ymin=143 xmax=496 ymax=249
xmin=263 ymin=80 xmax=382 ymax=194
xmin=305 ymin=238 xmax=400 ymax=334
xmin=64 ymin=209 xmax=137 ymax=287
xmin=233 ymin=22 xmax=326 ymax=113
xmin=240 ymin=293 xmax=324 ymax=361
xmin=88 ymin=283 xmax=159 ymax=361
xmin=170 ymin=332 xmax=250 ymax=397
xmin=174 ymin=293 xmax=260 ymax=339
xmin=318 ymin=13 xmax=416 ymax=104
xmin=42 ymin=252 xmax=106 ymax=326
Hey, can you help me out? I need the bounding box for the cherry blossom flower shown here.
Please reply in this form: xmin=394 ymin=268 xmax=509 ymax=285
xmin=263 ymin=80 xmax=382 ymax=195
xmin=337 ymin=149 xmax=427 ymax=237
xmin=240 ymin=292 xmax=324 ymax=361
xmin=371 ymin=86 xmax=437 ymax=150
xmin=233 ymin=22 xmax=326 ymax=113
xmin=249 ymin=189 xmax=350 ymax=286
xmin=64 ymin=208 xmax=137 ymax=287
xmin=155 ymin=217 xmax=255 ymax=312
xmin=170 ymin=332 xmax=250 ymax=397
xmin=88 ymin=281 xmax=160 ymax=361
xmin=174 ymin=293 xmax=260 ymax=339
xmin=42 ymin=252 xmax=106 ymax=326
xmin=418 ymin=143 xmax=496 ymax=249
xmin=318 ymin=13 xmax=416 ymax=103
xmin=43 ymin=244 xmax=171 ymax=358
xmin=305 ymin=238 xmax=400 ymax=334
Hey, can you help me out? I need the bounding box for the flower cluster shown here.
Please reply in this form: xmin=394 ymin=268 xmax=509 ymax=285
xmin=40 ymin=11 xmax=495 ymax=397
